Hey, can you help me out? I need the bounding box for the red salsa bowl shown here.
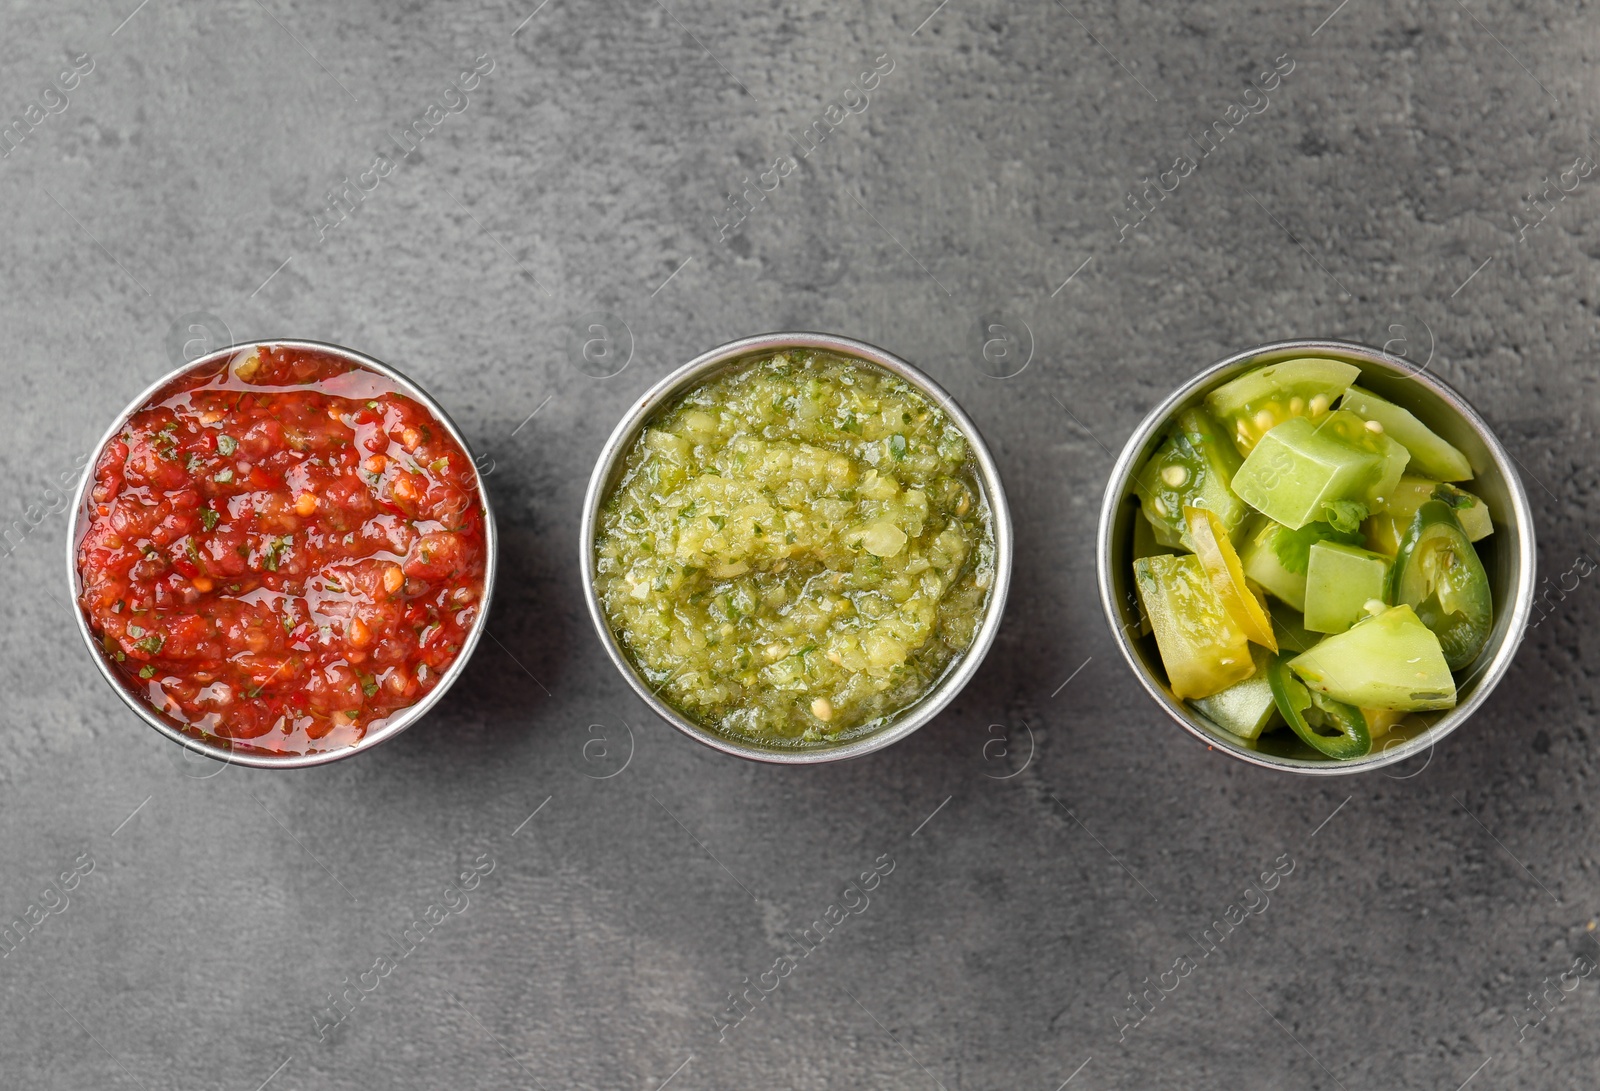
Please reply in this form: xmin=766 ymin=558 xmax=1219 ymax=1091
xmin=68 ymin=341 xmax=497 ymax=766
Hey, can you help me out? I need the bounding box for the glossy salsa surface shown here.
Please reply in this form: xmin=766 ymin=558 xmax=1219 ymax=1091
xmin=75 ymin=345 xmax=488 ymax=754
xmin=594 ymin=349 xmax=996 ymax=747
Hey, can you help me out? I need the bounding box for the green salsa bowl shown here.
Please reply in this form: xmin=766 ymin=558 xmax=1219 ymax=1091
xmin=1098 ymin=339 xmax=1537 ymax=775
xmin=582 ymin=333 xmax=1013 ymax=763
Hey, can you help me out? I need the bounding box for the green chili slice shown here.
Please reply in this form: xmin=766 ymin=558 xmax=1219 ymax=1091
xmin=1267 ymin=652 xmax=1371 ymax=760
xmin=1391 ymin=500 xmax=1492 ymax=670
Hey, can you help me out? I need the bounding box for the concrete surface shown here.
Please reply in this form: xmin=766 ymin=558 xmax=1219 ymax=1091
xmin=1 ymin=0 xmax=1598 ymax=1088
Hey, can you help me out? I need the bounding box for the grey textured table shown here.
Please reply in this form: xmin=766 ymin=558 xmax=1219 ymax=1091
xmin=2 ymin=1 xmax=1597 ymax=1088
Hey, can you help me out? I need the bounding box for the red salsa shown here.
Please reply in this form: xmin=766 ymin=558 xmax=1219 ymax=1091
xmin=75 ymin=345 xmax=489 ymax=754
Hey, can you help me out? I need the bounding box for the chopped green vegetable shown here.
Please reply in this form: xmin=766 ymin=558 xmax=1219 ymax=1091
xmin=1240 ymin=518 xmax=1362 ymax=611
xmin=1379 ymin=477 xmax=1492 ymax=547
xmin=1338 ymin=386 xmax=1472 ymax=481
xmin=1392 ymin=501 xmax=1492 ymax=670
xmin=1205 ymin=357 xmax=1360 ymax=455
xmin=200 ymin=508 xmax=221 ymax=531
xmin=263 ymin=536 xmax=290 ymax=572
xmin=1304 ymin=540 xmax=1392 ymax=634
xmin=1314 ymin=408 xmax=1411 ymax=507
xmin=214 ymin=469 xmax=234 ymax=484
xmin=139 ymin=665 xmax=156 ymax=679
xmin=1132 ymin=408 xmax=1249 ymax=550
xmin=217 ymin=434 xmax=238 ymax=456
xmin=1268 ymin=652 xmax=1371 ymax=759
xmin=1190 ymin=646 xmax=1279 ymax=743
xmin=1320 ymin=498 xmax=1369 ymax=534
xmin=1288 ymin=604 xmax=1456 ymax=711
xmin=1431 ymin=483 xmax=1492 ymax=541
xmin=1269 ymin=519 xmax=1364 ymax=575
xmin=1133 ymin=554 xmax=1254 ymax=700
xmin=1231 ymin=416 xmax=1381 ymax=530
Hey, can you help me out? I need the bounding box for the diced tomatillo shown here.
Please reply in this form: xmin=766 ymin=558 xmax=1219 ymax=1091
xmin=1267 ymin=652 xmax=1371 ymax=760
xmin=1134 ymin=554 xmax=1254 ymax=700
xmin=1132 ymin=408 xmax=1249 ymax=550
xmin=1304 ymin=540 xmax=1392 ymax=634
xmin=1388 ymin=477 xmax=1492 ymax=538
xmin=1288 ymin=604 xmax=1457 ymax=711
xmin=1315 ymin=409 xmax=1411 ymax=507
xmin=1205 ymin=357 xmax=1360 ymax=455
xmin=1241 ymin=520 xmax=1308 ymax=610
xmin=1368 ymin=478 xmax=1492 ymax=555
xmin=1339 ymin=386 xmax=1472 ymax=481
xmin=1185 ymin=506 xmax=1276 ymax=651
xmin=1391 ymin=500 xmax=1493 ymax=670
xmin=1191 ymin=646 xmax=1279 ymax=744
xmin=1432 ymin=483 xmax=1493 ymax=541
xmin=1231 ymin=417 xmax=1381 ymax=530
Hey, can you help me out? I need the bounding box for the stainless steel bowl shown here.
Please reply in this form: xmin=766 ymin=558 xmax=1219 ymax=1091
xmin=1098 ymin=338 xmax=1537 ymax=775
xmin=581 ymin=332 xmax=1014 ymax=764
xmin=66 ymin=339 xmax=498 ymax=769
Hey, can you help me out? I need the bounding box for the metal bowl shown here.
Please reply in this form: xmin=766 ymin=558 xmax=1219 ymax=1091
xmin=581 ymin=332 xmax=1013 ymax=764
xmin=66 ymin=339 xmax=498 ymax=769
xmin=1098 ymin=338 xmax=1537 ymax=775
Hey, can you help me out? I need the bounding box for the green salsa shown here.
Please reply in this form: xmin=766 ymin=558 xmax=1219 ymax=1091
xmin=595 ymin=349 xmax=996 ymax=746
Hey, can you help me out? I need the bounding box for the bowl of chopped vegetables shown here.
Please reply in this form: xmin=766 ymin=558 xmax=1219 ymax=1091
xmin=1098 ymin=339 xmax=1536 ymax=774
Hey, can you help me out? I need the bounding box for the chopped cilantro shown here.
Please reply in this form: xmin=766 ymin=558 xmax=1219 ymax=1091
xmin=361 ymin=677 xmax=379 ymax=698
xmin=1270 ymin=521 xmax=1365 ymax=575
xmin=139 ymin=665 xmax=155 ymax=679
xmin=216 ymin=434 xmax=237 ymax=456
xmin=1320 ymin=499 xmax=1369 ymax=534
xmin=133 ymin=633 xmax=164 ymax=655
xmin=888 ymin=434 xmax=908 ymax=460
xmin=200 ymin=508 xmax=221 ymax=531
xmin=214 ymin=469 xmax=234 ymax=484
xmin=263 ymin=536 xmax=289 ymax=572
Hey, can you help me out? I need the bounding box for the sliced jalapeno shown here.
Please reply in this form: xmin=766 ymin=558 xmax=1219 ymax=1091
xmin=1267 ymin=652 xmax=1371 ymax=760
xmin=1391 ymin=500 xmax=1492 ymax=670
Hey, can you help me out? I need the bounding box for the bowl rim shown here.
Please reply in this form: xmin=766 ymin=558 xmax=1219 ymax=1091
xmin=579 ymin=331 xmax=1014 ymax=764
xmin=65 ymin=338 xmax=499 ymax=770
xmin=1096 ymin=337 xmax=1537 ymax=776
